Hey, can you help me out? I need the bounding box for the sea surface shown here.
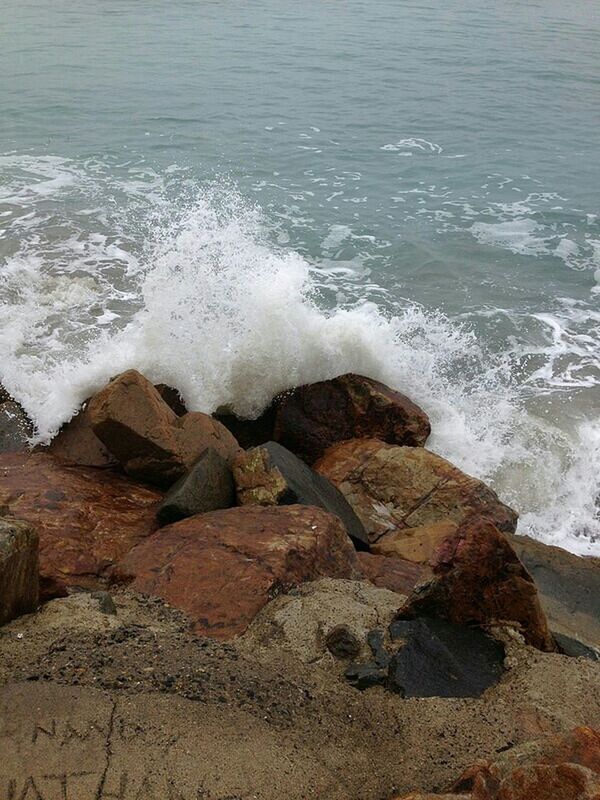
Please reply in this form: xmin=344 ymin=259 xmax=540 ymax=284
xmin=1 ymin=0 xmax=599 ymax=553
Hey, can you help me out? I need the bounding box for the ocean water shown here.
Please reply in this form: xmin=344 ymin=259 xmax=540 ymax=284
xmin=1 ymin=0 xmax=598 ymax=554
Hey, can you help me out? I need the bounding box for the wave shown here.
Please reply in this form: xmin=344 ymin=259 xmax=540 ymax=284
xmin=0 ymin=159 xmax=598 ymax=555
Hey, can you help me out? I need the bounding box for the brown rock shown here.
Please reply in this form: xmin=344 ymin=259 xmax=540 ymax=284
xmin=0 ymin=517 xmax=38 ymax=624
xmin=315 ymin=439 xmax=518 ymax=543
xmin=373 ymin=521 xmax=460 ymax=562
xmin=87 ymin=370 xmax=240 ymax=487
xmin=357 ymin=552 xmax=427 ymax=596
xmin=0 ymin=452 xmax=161 ymax=598
xmin=398 ymin=516 xmax=555 ymax=651
xmin=394 ymin=727 xmax=600 ymax=799
xmin=273 ymin=373 xmax=431 ymax=464
xmin=115 ymin=505 xmax=361 ymax=640
xmin=45 ymin=404 xmax=116 ymax=468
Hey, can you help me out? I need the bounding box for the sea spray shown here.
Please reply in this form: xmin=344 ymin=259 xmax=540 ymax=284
xmin=0 ymin=175 xmax=598 ymax=555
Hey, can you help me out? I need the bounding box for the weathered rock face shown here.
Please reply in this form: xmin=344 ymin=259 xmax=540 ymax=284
xmin=398 ymin=516 xmax=555 ymax=652
xmin=394 ymin=726 xmax=600 ymax=800
xmin=357 ymin=552 xmax=427 ymax=596
xmin=87 ymin=370 xmax=240 ymax=488
xmin=0 ymin=452 xmax=161 ymax=598
xmin=315 ymin=439 xmax=518 ymax=543
xmin=0 ymin=400 xmax=33 ymax=454
xmin=157 ymin=447 xmax=235 ymax=525
xmin=115 ymin=506 xmax=361 ymax=640
xmin=237 ymin=577 xmax=402 ymax=666
xmin=232 ymin=441 xmax=369 ymax=550
xmin=0 ymin=517 xmax=39 ymax=624
xmin=45 ymin=404 xmax=116 ymax=468
xmin=273 ymin=373 xmax=431 ymax=464
xmin=509 ymin=534 xmax=600 ymax=655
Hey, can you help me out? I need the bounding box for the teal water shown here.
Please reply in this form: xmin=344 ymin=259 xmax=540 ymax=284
xmin=1 ymin=0 xmax=599 ymax=553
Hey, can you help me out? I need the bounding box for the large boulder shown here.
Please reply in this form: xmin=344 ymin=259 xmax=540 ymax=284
xmin=0 ymin=452 xmax=161 ymax=598
xmin=315 ymin=439 xmax=518 ymax=543
xmin=0 ymin=400 xmax=32 ymax=454
xmin=273 ymin=373 xmax=431 ymax=464
xmin=87 ymin=370 xmax=240 ymax=488
xmin=0 ymin=517 xmax=38 ymax=624
xmin=396 ymin=516 xmax=555 ymax=652
xmin=232 ymin=441 xmax=369 ymax=550
xmin=215 ymin=373 xmax=430 ymax=463
xmin=115 ymin=505 xmax=361 ymax=640
xmin=394 ymin=726 xmax=600 ymax=800
xmin=509 ymin=534 xmax=600 ymax=655
xmin=157 ymin=447 xmax=235 ymax=525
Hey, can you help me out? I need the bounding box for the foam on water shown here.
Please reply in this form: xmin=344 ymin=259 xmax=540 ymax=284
xmin=0 ymin=163 xmax=598 ymax=555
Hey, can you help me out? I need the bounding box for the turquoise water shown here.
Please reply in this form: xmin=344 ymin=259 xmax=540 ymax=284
xmin=1 ymin=0 xmax=599 ymax=553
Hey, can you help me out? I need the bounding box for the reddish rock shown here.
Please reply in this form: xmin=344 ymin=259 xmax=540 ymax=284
xmin=87 ymin=370 xmax=240 ymax=487
xmin=0 ymin=516 xmax=39 ymax=624
xmin=115 ymin=505 xmax=361 ymax=640
xmin=357 ymin=552 xmax=427 ymax=596
xmin=273 ymin=373 xmax=430 ymax=464
xmin=394 ymin=727 xmax=600 ymax=799
xmin=398 ymin=516 xmax=555 ymax=652
xmin=45 ymin=404 xmax=116 ymax=468
xmin=0 ymin=452 xmax=162 ymax=598
xmin=315 ymin=439 xmax=518 ymax=544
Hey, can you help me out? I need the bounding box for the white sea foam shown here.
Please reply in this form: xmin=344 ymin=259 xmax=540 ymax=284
xmin=0 ymin=166 xmax=598 ymax=555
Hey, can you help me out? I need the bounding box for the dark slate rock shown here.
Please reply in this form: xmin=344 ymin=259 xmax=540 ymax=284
xmin=157 ymin=448 xmax=235 ymax=526
xmin=213 ymin=404 xmax=277 ymax=450
xmin=344 ymin=661 xmax=387 ymax=690
xmin=388 ymin=617 xmax=505 ymax=698
xmin=554 ymin=631 xmax=600 ymax=662
xmin=241 ymin=441 xmax=369 ymax=551
xmin=326 ymin=625 xmax=361 ymax=659
xmin=367 ymin=629 xmax=391 ymax=668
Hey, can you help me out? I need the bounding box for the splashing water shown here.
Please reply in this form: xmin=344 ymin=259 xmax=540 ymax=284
xmin=0 ymin=167 xmax=598 ymax=555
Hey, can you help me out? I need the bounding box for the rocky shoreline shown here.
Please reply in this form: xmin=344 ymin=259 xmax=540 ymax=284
xmin=0 ymin=370 xmax=599 ymax=799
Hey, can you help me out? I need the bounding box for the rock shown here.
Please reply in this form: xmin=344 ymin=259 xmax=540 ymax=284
xmin=157 ymin=447 xmax=235 ymax=526
xmin=155 ymin=383 xmax=187 ymax=416
xmin=87 ymin=370 xmax=240 ymax=488
xmin=326 ymin=625 xmax=362 ymax=659
xmin=237 ymin=577 xmax=401 ymax=664
xmin=315 ymin=439 xmax=518 ymax=544
xmin=0 ymin=452 xmax=161 ymax=598
xmin=273 ymin=373 xmax=431 ymax=464
xmin=387 ymin=617 xmax=505 ymax=698
xmin=0 ymin=400 xmax=33 ymax=454
xmin=45 ymin=403 xmax=116 ymax=467
xmin=397 ymin=516 xmax=555 ymax=652
xmin=232 ymin=441 xmax=369 ymax=550
xmin=115 ymin=508 xmax=362 ymax=640
xmin=357 ymin=552 xmax=428 ymax=595
xmin=373 ymin=521 xmax=461 ymax=561
xmin=0 ymin=384 xmax=11 ymax=404
xmin=91 ymin=590 xmax=117 ymax=615
xmin=0 ymin=517 xmax=39 ymax=624
xmin=509 ymin=534 xmax=600 ymax=654
xmin=394 ymin=726 xmax=600 ymax=799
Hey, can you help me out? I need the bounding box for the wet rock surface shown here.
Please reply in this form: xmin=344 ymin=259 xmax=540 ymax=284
xmin=115 ymin=506 xmax=362 ymax=639
xmin=0 ymin=517 xmax=38 ymax=624
xmin=87 ymin=370 xmax=240 ymax=488
xmin=233 ymin=441 xmax=369 ymax=550
xmin=315 ymin=439 xmax=518 ymax=543
xmin=45 ymin=402 xmax=117 ymax=468
xmin=0 ymin=400 xmax=32 ymax=454
xmin=273 ymin=373 xmax=431 ymax=464
xmin=157 ymin=447 xmax=235 ymax=525
xmin=0 ymin=452 xmax=161 ymax=598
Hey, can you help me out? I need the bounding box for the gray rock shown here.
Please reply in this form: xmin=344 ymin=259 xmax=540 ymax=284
xmin=157 ymin=448 xmax=235 ymax=526
xmin=233 ymin=441 xmax=369 ymax=551
xmin=387 ymin=617 xmax=505 ymax=698
xmin=91 ymin=590 xmax=117 ymax=616
xmin=326 ymin=625 xmax=361 ymax=659
xmin=0 ymin=401 xmax=33 ymax=453
xmin=0 ymin=517 xmax=39 ymax=625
